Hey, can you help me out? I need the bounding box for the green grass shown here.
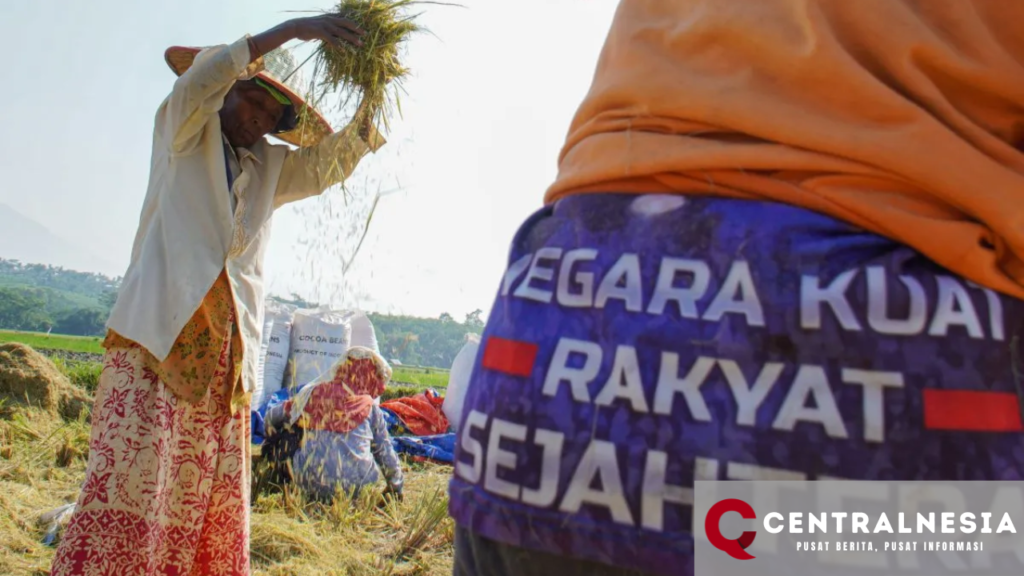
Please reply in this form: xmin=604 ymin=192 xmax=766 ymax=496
xmin=50 ymin=357 xmax=103 ymax=394
xmin=390 ymin=366 xmax=449 ymax=389
xmin=0 ymin=331 xmax=104 ymax=355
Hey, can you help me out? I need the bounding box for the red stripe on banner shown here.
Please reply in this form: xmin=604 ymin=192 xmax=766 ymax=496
xmin=923 ymin=390 xmax=1024 ymax=432
xmin=482 ymin=337 xmax=538 ymax=377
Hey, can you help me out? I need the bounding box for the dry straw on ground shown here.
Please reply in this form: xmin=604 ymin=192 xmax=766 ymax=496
xmin=250 ymin=455 xmax=453 ymax=576
xmin=0 ymin=343 xmax=90 ymax=421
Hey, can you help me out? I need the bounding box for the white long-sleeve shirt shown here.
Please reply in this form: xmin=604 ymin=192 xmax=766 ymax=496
xmin=107 ymin=35 xmax=384 ymax=396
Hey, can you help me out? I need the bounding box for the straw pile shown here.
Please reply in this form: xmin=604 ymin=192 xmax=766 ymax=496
xmin=311 ymin=0 xmax=427 ymax=131
xmin=0 ymin=343 xmax=91 ymax=421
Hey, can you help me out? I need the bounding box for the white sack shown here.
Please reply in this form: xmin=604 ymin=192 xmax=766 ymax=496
xmin=349 ymin=311 xmax=380 ymax=354
xmin=442 ymin=334 xmax=481 ymax=433
xmin=286 ymin=307 xmax=355 ymax=390
xmin=254 ymin=316 xmax=273 ymax=407
xmin=255 ymin=300 xmax=295 ymax=407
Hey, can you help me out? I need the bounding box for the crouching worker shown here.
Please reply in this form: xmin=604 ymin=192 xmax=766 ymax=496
xmin=263 ymin=346 xmax=404 ymax=503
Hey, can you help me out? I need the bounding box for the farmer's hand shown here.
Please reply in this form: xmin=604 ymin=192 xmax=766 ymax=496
xmin=378 ymin=484 xmax=403 ymax=508
xmin=353 ymin=98 xmax=383 ymax=148
xmin=287 ymin=15 xmax=365 ymax=49
xmin=251 ymin=16 xmax=364 ymax=64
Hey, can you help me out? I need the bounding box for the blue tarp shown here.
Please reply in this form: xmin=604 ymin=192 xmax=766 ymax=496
xmin=251 ymin=387 xmax=295 ymax=446
xmin=252 ymin=410 xmax=265 ymax=445
xmin=391 ymin=433 xmax=456 ymax=464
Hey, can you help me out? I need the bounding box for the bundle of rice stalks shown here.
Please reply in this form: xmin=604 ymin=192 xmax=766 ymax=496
xmin=310 ymin=0 xmax=433 ymax=132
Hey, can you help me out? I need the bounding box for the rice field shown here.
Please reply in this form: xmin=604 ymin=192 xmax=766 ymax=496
xmin=387 ymin=365 xmax=450 ymax=389
xmin=0 ymin=331 xmax=104 ymax=356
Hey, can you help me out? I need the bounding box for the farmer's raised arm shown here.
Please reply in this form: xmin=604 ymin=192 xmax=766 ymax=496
xmin=166 ymin=18 xmax=363 ymax=155
xmin=165 ymin=39 xmax=260 ymax=155
xmin=273 ymin=112 xmax=386 ymax=207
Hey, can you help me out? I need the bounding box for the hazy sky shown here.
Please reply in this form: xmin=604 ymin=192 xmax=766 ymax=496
xmin=0 ymin=0 xmax=618 ymax=319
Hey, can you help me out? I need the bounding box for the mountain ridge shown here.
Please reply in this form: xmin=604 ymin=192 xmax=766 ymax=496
xmin=0 ymin=203 xmax=118 ymax=275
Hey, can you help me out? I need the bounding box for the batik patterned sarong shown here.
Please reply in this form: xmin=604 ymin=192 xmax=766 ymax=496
xmin=51 ymin=341 xmax=250 ymax=576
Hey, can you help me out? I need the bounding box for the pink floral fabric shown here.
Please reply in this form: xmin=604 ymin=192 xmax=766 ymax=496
xmin=50 ymin=343 xmax=251 ymax=576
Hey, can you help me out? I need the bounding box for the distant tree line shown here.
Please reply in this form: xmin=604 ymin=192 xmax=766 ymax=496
xmin=0 ymin=259 xmax=484 ymax=367
xmin=0 ymin=259 xmax=121 ymax=297
xmin=0 ymin=286 xmax=114 ymax=335
xmin=0 ymin=259 xmax=118 ymax=335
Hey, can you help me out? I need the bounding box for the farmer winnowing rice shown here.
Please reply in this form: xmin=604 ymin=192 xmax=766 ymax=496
xmin=262 ymin=346 xmax=404 ymax=503
xmin=448 ymin=1 xmax=1024 ymax=575
xmin=51 ymin=15 xmax=384 ymax=576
